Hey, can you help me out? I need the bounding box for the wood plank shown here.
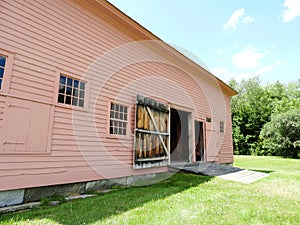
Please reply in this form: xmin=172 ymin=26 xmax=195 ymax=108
xmin=135 ymin=129 xmax=169 ymax=136
xmin=146 ymin=106 xmax=169 ymax=157
xmin=135 ymin=156 xmax=168 ymax=162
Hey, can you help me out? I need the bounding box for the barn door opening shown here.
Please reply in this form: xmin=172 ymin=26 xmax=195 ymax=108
xmin=134 ymin=95 xmax=170 ymax=169
xmin=170 ymin=108 xmax=191 ymax=163
xmin=195 ymin=120 xmax=205 ymax=161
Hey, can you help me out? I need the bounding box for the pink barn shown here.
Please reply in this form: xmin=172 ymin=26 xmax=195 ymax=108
xmin=0 ymin=0 xmax=236 ymax=206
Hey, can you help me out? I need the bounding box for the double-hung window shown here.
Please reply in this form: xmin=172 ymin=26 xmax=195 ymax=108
xmin=109 ymin=103 xmax=128 ymax=136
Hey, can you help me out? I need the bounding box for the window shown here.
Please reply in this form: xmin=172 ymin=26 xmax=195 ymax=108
xmin=109 ymin=103 xmax=128 ymax=135
xmin=0 ymin=55 xmax=7 ymax=90
xmin=206 ymin=117 xmax=211 ymax=122
xmin=220 ymin=121 xmax=224 ymax=133
xmin=58 ymin=75 xmax=85 ymax=107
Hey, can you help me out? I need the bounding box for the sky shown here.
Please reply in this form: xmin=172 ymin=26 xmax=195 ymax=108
xmin=107 ymin=0 xmax=300 ymax=85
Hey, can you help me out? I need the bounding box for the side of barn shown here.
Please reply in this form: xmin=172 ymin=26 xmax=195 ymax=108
xmin=0 ymin=0 xmax=236 ymax=206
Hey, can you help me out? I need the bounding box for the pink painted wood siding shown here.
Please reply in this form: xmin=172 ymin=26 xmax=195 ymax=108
xmin=0 ymin=0 xmax=235 ymax=191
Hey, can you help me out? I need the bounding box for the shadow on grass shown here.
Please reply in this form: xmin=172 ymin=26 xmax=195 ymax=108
xmin=251 ymin=169 xmax=273 ymax=174
xmin=0 ymin=173 xmax=212 ymax=225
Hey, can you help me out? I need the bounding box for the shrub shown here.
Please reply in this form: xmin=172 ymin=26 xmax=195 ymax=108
xmin=260 ymin=109 xmax=300 ymax=158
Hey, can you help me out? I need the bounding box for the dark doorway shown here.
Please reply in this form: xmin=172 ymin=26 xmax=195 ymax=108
xmin=195 ymin=120 xmax=205 ymax=161
xmin=170 ymin=108 xmax=190 ymax=162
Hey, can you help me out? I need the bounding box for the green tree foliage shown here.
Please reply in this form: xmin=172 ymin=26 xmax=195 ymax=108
xmin=260 ymin=109 xmax=300 ymax=158
xmin=265 ymin=81 xmax=300 ymax=115
xmin=229 ymin=77 xmax=300 ymax=157
xmin=229 ymin=77 xmax=269 ymax=155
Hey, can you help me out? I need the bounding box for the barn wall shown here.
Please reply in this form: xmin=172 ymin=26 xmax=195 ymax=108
xmin=0 ymin=0 xmax=234 ymax=192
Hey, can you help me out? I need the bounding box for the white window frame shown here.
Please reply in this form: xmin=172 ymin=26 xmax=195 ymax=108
xmin=0 ymin=49 xmax=14 ymax=94
xmin=55 ymin=71 xmax=89 ymax=111
xmin=108 ymin=102 xmax=129 ymax=137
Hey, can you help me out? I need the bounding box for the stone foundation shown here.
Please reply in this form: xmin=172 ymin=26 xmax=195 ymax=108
xmin=0 ymin=189 xmax=25 ymax=207
xmin=0 ymin=172 xmax=169 ymax=208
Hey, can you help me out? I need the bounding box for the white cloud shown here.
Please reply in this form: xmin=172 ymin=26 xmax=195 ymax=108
xmin=231 ymin=47 xmax=264 ymax=69
xmin=223 ymin=8 xmax=255 ymax=31
xmin=243 ymin=15 xmax=255 ymax=24
xmin=257 ymin=66 xmax=273 ymax=75
xmin=280 ymin=0 xmax=300 ymax=22
xmin=275 ymin=60 xmax=286 ymax=66
xmin=233 ymin=73 xmax=253 ymax=82
xmin=211 ymin=67 xmax=253 ymax=83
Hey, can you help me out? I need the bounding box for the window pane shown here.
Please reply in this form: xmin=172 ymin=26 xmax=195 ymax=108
xmin=72 ymin=97 xmax=78 ymax=106
xmin=66 ymin=96 xmax=71 ymax=105
xmin=113 ymin=120 xmax=118 ymax=127
xmin=119 ymin=128 xmax=122 ymax=135
xmin=66 ymin=87 xmax=72 ymax=96
xmin=124 ymin=114 xmax=127 ymax=120
xmin=59 ymin=84 xmax=65 ymax=94
xmin=114 ymin=127 xmax=117 ymax=134
xmin=111 ymin=103 xmax=115 ymax=110
xmin=220 ymin=122 xmax=224 ymax=133
xmin=0 ymin=68 xmax=4 ymax=78
xmin=74 ymin=80 xmax=79 ymax=88
xmin=79 ymin=99 xmax=84 ymax=107
xmin=58 ymin=94 xmax=64 ymax=103
xmin=110 ymin=111 xmax=114 ymax=119
xmin=115 ymin=112 xmax=119 ymax=119
xmin=79 ymin=90 xmax=85 ymax=98
xmin=0 ymin=56 xmax=6 ymax=67
xmin=116 ymin=104 xmax=119 ymax=111
xmin=110 ymin=126 xmax=113 ymax=134
xmin=122 ymin=129 xmax=126 ymax=135
xmin=80 ymin=82 xmax=85 ymax=90
xmin=67 ymin=77 xmax=73 ymax=86
xmin=60 ymin=76 xmax=66 ymax=85
xmin=0 ymin=79 xmax=2 ymax=90
xmin=120 ymin=113 xmax=123 ymax=120
xmin=124 ymin=107 xmax=128 ymax=113
xmin=120 ymin=105 xmax=123 ymax=112
xmin=73 ymin=88 xmax=78 ymax=97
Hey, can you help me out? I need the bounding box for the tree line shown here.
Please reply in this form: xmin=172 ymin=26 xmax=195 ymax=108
xmin=228 ymin=77 xmax=300 ymax=158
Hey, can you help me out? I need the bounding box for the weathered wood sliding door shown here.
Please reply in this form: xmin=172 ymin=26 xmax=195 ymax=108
xmin=134 ymin=95 xmax=170 ymax=169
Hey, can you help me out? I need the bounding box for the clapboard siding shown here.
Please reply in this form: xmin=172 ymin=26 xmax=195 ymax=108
xmin=2 ymin=0 xmax=129 ymax=54
xmin=218 ymin=96 xmax=234 ymax=163
xmin=0 ymin=0 xmax=234 ymax=191
xmin=0 ymin=96 xmax=5 ymax=136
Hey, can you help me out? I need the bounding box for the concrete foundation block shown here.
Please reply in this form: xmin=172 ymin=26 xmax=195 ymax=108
xmin=24 ymin=183 xmax=86 ymax=202
xmin=127 ymin=173 xmax=157 ymax=186
xmin=110 ymin=177 xmax=127 ymax=186
xmin=127 ymin=173 xmax=171 ymax=186
xmin=0 ymin=189 xmax=25 ymax=207
xmin=86 ymin=179 xmax=116 ymax=192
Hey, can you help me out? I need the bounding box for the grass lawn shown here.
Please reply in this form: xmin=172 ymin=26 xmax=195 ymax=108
xmin=1 ymin=156 xmax=299 ymax=225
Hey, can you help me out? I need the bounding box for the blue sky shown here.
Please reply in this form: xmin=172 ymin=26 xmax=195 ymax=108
xmin=107 ymin=0 xmax=300 ymax=85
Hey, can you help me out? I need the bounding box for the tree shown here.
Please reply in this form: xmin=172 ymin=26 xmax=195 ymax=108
xmin=260 ymin=109 xmax=300 ymax=158
xmin=265 ymin=80 xmax=300 ymax=115
xmin=229 ymin=78 xmax=300 ymax=157
xmin=229 ymin=77 xmax=270 ymax=155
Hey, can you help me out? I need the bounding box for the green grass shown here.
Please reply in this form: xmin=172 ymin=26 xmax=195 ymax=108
xmin=1 ymin=156 xmax=299 ymax=225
